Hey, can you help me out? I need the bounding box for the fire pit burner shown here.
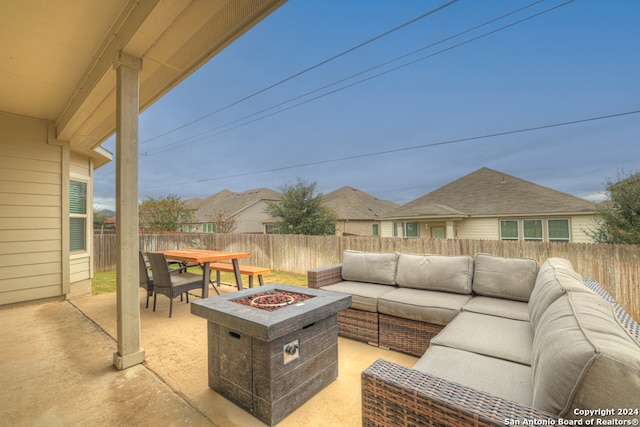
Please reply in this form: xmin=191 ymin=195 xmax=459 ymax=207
xmin=232 ymin=290 xmax=314 ymax=311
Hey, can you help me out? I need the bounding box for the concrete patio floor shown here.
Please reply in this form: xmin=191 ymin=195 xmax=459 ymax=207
xmin=0 ymin=286 xmax=417 ymax=426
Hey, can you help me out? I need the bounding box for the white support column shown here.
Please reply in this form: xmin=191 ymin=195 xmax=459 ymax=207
xmin=113 ymin=52 xmax=145 ymax=370
xmin=446 ymin=220 xmax=455 ymax=239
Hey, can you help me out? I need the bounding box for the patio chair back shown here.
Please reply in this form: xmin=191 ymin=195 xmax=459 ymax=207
xmin=139 ymin=252 xmax=153 ymax=308
xmin=147 ymin=252 xmax=204 ymax=317
xmin=146 ymin=252 xmax=172 ymax=289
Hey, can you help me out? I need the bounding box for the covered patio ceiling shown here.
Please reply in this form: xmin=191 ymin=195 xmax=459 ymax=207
xmin=0 ymin=0 xmax=286 ymax=165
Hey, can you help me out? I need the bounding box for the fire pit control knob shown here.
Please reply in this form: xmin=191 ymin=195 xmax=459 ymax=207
xmin=283 ymin=340 xmax=301 ymax=365
xmin=285 ymin=343 xmax=299 ymax=355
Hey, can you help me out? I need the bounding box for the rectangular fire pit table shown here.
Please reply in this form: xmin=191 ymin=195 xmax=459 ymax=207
xmin=191 ymin=284 xmax=351 ymax=425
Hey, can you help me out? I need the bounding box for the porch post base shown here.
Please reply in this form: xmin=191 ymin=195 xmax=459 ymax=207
xmin=113 ymin=349 xmax=145 ymax=370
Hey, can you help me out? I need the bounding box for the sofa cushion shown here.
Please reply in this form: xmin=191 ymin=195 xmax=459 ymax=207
xmin=413 ymin=345 xmax=533 ymax=406
xmin=528 ymin=257 xmax=593 ymax=330
xmin=378 ymin=288 xmax=472 ymax=325
xmin=431 ymin=311 xmax=533 ymax=365
xmin=531 ymin=292 xmax=640 ymax=417
xmin=320 ymin=281 xmax=395 ymax=312
xmin=472 ymin=253 xmax=538 ymax=302
xmin=463 ymin=296 xmax=529 ymax=321
xmin=395 ymin=253 xmax=473 ymax=294
xmin=341 ymin=250 xmax=398 ymax=285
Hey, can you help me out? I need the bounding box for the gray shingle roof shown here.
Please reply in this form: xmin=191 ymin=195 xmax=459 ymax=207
xmin=386 ymin=167 xmax=596 ymax=219
xmin=188 ymin=188 xmax=280 ymax=222
xmin=322 ymin=186 xmax=399 ymax=220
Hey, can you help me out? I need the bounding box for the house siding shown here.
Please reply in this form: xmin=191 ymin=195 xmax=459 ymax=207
xmin=380 ymin=221 xmax=394 ymax=237
xmin=335 ymin=220 xmax=379 ymax=236
xmin=235 ymin=201 xmax=273 ymax=233
xmin=382 ymin=215 xmax=595 ymax=243
xmin=570 ymin=215 xmax=594 ymax=244
xmin=0 ymin=112 xmax=63 ymax=304
xmin=457 ymin=216 xmax=595 ymax=243
xmin=456 ymin=218 xmax=499 ymax=240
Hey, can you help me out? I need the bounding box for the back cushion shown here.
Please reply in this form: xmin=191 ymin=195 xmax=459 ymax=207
xmin=531 ymin=293 xmax=640 ymax=417
xmin=341 ymin=250 xmax=398 ymax=285
xmin=528 ymin=258 xmax=593 ymax=329
xmin=472 ymin=254 xmax=538 ymax=302
xmin=395 ymin=253 xmax=473 ymax=294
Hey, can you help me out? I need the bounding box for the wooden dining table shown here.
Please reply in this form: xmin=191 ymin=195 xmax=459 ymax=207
xmin=161 ymin=249 xmax=250 ymax=298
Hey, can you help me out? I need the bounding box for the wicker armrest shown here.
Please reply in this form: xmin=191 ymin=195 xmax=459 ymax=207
xmin=362 ymin=359 xmax=558 ymax=427
xmin=307 ymin=264 xmax=342 ymax=289
xmin=583 ymin=278 xmax=639 ymax=340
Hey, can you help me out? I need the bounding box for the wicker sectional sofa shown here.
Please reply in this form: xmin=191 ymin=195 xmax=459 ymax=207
xmin=307 ymin=250 xmax=640 ymax=426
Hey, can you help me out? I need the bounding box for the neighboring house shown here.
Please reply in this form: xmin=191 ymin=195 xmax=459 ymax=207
xmin=322 ymin=187 xmax=399 ymax=236
xmin=187 ymin=188 xmax=281 ymax=234
xmin=104 ymin=217 xmax=117 ymax=230
xmin=0 ymin=1 xmax=286 ymax=369
xmin=381 ymin=167 xmax=597 ymax=243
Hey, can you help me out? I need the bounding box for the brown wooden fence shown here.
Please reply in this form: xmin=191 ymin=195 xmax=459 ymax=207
xmin=94 ymin=233 xmax=639 ymax=321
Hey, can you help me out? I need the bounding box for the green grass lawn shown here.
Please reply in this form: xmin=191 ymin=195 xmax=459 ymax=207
xmin=92 ymin=268 xmax=308 ymax=295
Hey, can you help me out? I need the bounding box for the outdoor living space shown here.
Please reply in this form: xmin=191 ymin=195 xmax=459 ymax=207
xmin=0 ymin=285 xmax=417 ymax=427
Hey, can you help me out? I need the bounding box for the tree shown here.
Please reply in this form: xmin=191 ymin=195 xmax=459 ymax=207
xmin=139 ymin=194 xmax=194 ymax=232
xmin=585 ymin=170 xmax=640 ymax=244
xmin=93 ymin=208 xmax=109 ymax=230
xmin=264 ymin=178 xmax=337 ymax=236
xmin=207 ymin=208 xmax=237 ymax=233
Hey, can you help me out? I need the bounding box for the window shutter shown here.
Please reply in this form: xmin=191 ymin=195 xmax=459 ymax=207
xmin=70 ymin=181 xmax=87 ymax=214
xmin=70 ymin=180 xmax=87 ymax=251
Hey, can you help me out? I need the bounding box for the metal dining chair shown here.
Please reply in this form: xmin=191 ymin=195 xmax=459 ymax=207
xmin=146 ymin=252 xmax=204 ymax=317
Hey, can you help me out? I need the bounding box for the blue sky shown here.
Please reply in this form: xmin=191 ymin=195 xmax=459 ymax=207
xmin=94 ymin=0 xmax=640 ymax=211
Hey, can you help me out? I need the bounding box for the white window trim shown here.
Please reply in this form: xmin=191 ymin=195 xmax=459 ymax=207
xmin=404 ymin=221 xmax=419 ymax=238
xmin=523 ymin=218 xmax=544 ymax=241
xmin=547 ymin=218 xmax=571 ymax=242
xmin=500 ymin=219 xmax=519 ymax=240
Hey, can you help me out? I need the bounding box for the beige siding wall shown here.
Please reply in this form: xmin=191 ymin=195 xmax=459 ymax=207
xmin=382 ymin=216 xmax=596 ymax=243
xmin=380 ymin=221 xmax=394 ymax=237
xmin=456 ymin=218 xmax=500 ymax=240
xmin=0 ymin=112 xmax=63 ymax=304
xmin=380 ymin=220 xmax=440 ymax=238
xmin=570 ymin=215 xmax=595 ymax=244
xmin=335 ymin=220 xmax=378 ymax=236
xmin=235 ymin=201 xmax=272 ymax=233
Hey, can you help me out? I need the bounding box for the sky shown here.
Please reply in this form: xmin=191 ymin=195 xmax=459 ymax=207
xmin=93 ymin=0 xmax=640 ymax=211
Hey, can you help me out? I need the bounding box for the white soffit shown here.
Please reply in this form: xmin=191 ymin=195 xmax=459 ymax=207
xmin=0 ymin=0 xmax=287 ymax=162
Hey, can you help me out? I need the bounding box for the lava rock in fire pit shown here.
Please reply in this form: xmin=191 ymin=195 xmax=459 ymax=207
xmin=232 ymin=290 xmax=313 ymax=311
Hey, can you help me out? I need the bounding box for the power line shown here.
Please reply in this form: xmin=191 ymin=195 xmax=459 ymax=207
xmin=148 ymin=109 xmax=640 ymax=189
xmin=140 ymin=0 xmax=459 ymax=146
xmin=143 ymin=0 xmax=572 ymax=157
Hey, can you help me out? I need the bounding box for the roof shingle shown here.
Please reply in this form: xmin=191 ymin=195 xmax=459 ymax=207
xmin=386 ymin=167 xmax=596 ymax=218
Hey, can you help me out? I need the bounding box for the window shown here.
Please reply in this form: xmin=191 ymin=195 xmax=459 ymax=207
xmin=372 ymin=224 xmax=378 ymax=236
xmin=70 ymin=180 xmax=87 ymax=252
xmin=548 ymin=219 xmax=570 ymax=242
xmin=265 ymin=224 xmax=275 ymax=234
xmin=523 ymin=219 xmax=543 ymax=241
xmin=500 ymin=220 xmax=519 ymax=240
xmin=404 ymin=222 xmax=418 ymax=238
xmin=432 ymin=226 xmax=445 ymax=239
xmin=392 ymin=222 xmax=398 ymax=237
